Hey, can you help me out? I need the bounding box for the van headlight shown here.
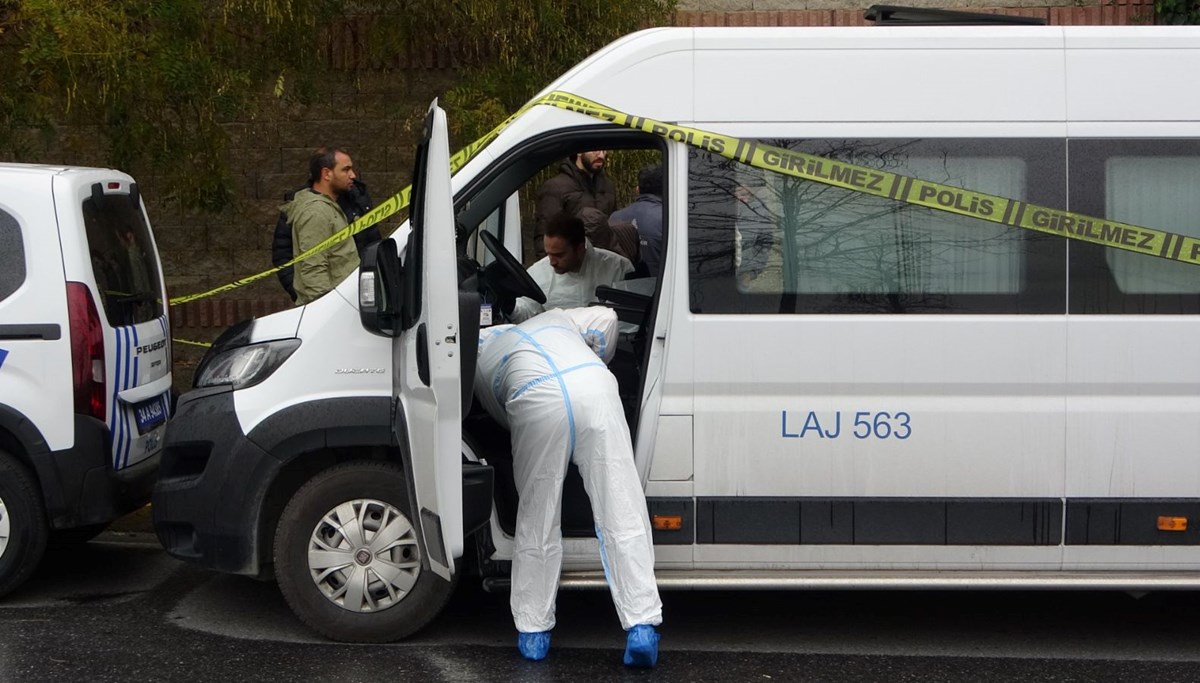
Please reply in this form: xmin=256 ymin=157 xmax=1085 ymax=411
xmin=194 ymin=339 xmax=301 ymax=390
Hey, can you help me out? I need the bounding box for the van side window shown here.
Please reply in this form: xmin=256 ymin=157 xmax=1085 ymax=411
xmin=81 ymin=194 xmax=164 ymax=325
xmin=0 ymin=209 xmax=24 ymax=303
xmin=1068 ymin=139 xmax=1200 ymax=314
xmin=687 ymin=139 xmax=1066 ymax=314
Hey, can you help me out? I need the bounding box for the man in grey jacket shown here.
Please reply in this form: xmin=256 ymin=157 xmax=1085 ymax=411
xmin=282 ymin=147 xmax=360 ymax=305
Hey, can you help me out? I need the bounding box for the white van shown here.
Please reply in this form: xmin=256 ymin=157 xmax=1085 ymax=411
xmin=154 ymin=25 xmax=1200 ymax=642
xmin=0 ymin=164 xmax=171 ymax=597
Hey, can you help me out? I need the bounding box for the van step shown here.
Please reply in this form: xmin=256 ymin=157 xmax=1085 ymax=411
xmin=552 ymin=569 xmax=1200 ymax=591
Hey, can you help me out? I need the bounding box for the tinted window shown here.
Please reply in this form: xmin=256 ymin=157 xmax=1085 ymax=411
xmin=82 ymin=191 xmax=164 ymax=325
xmin=1068 ymin=139 xmax=1200 ymax=314
xmin=0 ymin=209 xmax=24 ymax=302
xmin=688 ymin=139 xmax=1066 ymax=314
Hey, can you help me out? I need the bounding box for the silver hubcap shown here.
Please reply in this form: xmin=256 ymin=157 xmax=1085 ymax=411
xmin=307 ymin=498 xmax=421 ymax=613
xmin=0 ymin=496 xmax=9 ymax=558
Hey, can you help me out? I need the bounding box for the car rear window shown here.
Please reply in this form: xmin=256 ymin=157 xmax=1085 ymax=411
xmin=82 ymin=191 xmax=164 ymax=326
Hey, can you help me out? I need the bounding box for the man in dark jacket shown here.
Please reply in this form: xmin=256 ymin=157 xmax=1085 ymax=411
xmin=533 ymin=151 xmax=616 ymax=258
xmin=272 ymin=176 xmax=381 ymax=301
xmin=610 ymin=164 xmax=664 ymax=275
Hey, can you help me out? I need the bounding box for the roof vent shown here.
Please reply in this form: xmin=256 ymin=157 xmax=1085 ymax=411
xmin=864 ymin=4 xmax=1047 ymax=25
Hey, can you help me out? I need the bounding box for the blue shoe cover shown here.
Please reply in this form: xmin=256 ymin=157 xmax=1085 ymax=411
xmin=623 ymin=624 xmax=660 ymax=667
xmin=518 ymin=631 xmax=551 ymax=661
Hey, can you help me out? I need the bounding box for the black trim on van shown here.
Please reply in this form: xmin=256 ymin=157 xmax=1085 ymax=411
xmin=0 ymin=324 xmax=61 ymax=340
xmin=672 ymin=497 xmax=1200 ymax=546
xmin=1066 ymin=499 xmax=1200 ymax=545
xmin=247 ymin=395 xmax=394 ymax=457
xmin=692 ymin=497 xmax=1064 ymax=546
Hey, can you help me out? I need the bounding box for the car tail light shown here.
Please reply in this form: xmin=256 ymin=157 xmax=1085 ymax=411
xmin=67 ymin=282 xmax=106 ymax=421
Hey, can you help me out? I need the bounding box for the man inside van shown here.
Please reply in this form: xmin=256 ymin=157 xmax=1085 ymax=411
xmin=610 ymin=163 xmax=664 ymax=275
xmin=533 ymin=150 xmax=616 ymax=258
xmin=282 ymin=147 xmax=361 ymax=305
xmin=503 ymin=212 xmax=633 ymax=323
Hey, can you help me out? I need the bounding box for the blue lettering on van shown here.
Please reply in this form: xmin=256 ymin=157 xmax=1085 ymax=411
xmin=782 ymin=410 xmax=911 ymax=440
xmin=0 ymin=347 xmax=7 ymax=370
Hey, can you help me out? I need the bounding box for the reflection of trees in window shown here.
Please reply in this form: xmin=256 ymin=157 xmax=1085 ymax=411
xmin=689 ymin=139 xmax=1030 ymax=313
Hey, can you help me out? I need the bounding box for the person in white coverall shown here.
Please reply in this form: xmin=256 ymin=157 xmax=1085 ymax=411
xmin=474 ymin=306 xmax=662 ymax=666
xmin=506 ymin=212 xmax=633 ymax=323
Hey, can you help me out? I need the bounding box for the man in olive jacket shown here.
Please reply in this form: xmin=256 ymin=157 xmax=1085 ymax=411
xmin=283 ymin=147 xmax=361 ymax=305
xmin=533 ymin=151 xmax=616 ymax=258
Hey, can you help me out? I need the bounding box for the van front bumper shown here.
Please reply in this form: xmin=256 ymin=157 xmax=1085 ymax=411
xmin=152 ymin=385 xmax=276 ymax=577
xmin=153 ymin=385 xmax=496 ymax=578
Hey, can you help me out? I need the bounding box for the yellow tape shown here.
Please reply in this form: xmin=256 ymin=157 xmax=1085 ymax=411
xmin=169 ymin=89 xmax=1198 ymax=308
xmin=168 ymin=101 xmax=541 ymax=306
xmin=536 ymin=91 xmax=1200 ymax=267
xmin=173 ymin=338 xmax=213 ymax=348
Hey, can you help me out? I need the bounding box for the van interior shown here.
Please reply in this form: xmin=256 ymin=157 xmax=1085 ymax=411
xmin=453 ymin=130 xmax=666 ymax=538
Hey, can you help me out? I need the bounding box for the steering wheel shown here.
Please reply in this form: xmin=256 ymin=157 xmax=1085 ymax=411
xmin=480 ymin=229 xmax=546 ymax=304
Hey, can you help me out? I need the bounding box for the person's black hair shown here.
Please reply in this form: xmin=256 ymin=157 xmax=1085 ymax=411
xmin=544 ymin=212 xmax=586 ymax=247
xmin=638 ymin=164 xmax=663 ymax=196
xmin=308 ymin=146 xmax=347 ymax=185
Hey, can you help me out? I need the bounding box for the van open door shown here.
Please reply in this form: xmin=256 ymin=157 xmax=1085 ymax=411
xmin=393 ymin=101 xmax=463 ymax=581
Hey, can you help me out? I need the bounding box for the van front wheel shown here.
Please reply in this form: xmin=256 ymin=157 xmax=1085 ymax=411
xmin=0 ymin=451 xmax=48 ymax=599
xmin=274 ymin=461 xmax=457 ymax=642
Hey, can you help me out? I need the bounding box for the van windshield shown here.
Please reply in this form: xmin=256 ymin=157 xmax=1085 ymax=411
xmin=82 ymin=193 xmax=164 ymax=326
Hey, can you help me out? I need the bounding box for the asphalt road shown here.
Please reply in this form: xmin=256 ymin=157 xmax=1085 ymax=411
xmin=5 ymin=533 xmax=1200 ymax=682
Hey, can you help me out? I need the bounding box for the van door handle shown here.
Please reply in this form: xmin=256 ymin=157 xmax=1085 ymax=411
xmin=0 ymin=324 xmax=61 ymax=340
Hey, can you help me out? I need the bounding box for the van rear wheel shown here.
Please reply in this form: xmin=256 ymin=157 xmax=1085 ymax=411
xmin=274 ymin=461 xmax=457 ymax=642
xmin=0 ymin=451 xmax=48 ymax=599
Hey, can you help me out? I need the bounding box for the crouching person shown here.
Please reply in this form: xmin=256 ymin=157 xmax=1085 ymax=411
xmin=474 ymin=307 xmax=662 ymax=667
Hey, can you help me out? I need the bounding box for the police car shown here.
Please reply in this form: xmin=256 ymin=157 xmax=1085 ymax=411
xmin=0 ymin=164 xmax=171 ymax=597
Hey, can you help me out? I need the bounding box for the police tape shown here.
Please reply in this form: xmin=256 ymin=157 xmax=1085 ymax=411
xmin=169 ymin=90 xmax=1199 ymax=308
xmin=537 ymin=91 xmax=1200 ymax=268
xmin=167 ymin=101 xmax=538 ymax=306
xmin=174 ymin=338 xmax=213 ymax=348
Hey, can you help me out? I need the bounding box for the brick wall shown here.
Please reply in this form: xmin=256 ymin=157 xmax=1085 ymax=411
xmin=158 ymin=67 xmax=456 ymax=384
xmin=676 ymin=0 xmax=1153 ymax=25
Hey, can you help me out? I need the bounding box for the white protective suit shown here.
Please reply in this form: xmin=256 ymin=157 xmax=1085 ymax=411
xmin=509 ymin=246 xmax=633 ymax=323
xmin=475 ymin=307 xmax=662 ymax=634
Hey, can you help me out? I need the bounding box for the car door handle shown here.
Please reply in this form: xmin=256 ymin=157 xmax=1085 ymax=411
xmin=0 ymin=324 xmax=61 ymax=340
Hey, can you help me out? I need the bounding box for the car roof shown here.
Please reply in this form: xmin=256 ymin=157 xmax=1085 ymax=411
xmin=0 ymin=162 xmax=117 ymax=177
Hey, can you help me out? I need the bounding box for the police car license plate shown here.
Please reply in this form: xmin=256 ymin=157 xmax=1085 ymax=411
xmin=133 ymin=396 xmax=167 ymax=434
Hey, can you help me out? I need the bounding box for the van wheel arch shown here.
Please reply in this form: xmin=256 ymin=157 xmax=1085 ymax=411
xmin=256 ymin=444 xmax=401 ymax=579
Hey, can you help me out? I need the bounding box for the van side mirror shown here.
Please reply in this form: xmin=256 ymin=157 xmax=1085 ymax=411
xmin=359 ymin=239 xmax=404 ymax=337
